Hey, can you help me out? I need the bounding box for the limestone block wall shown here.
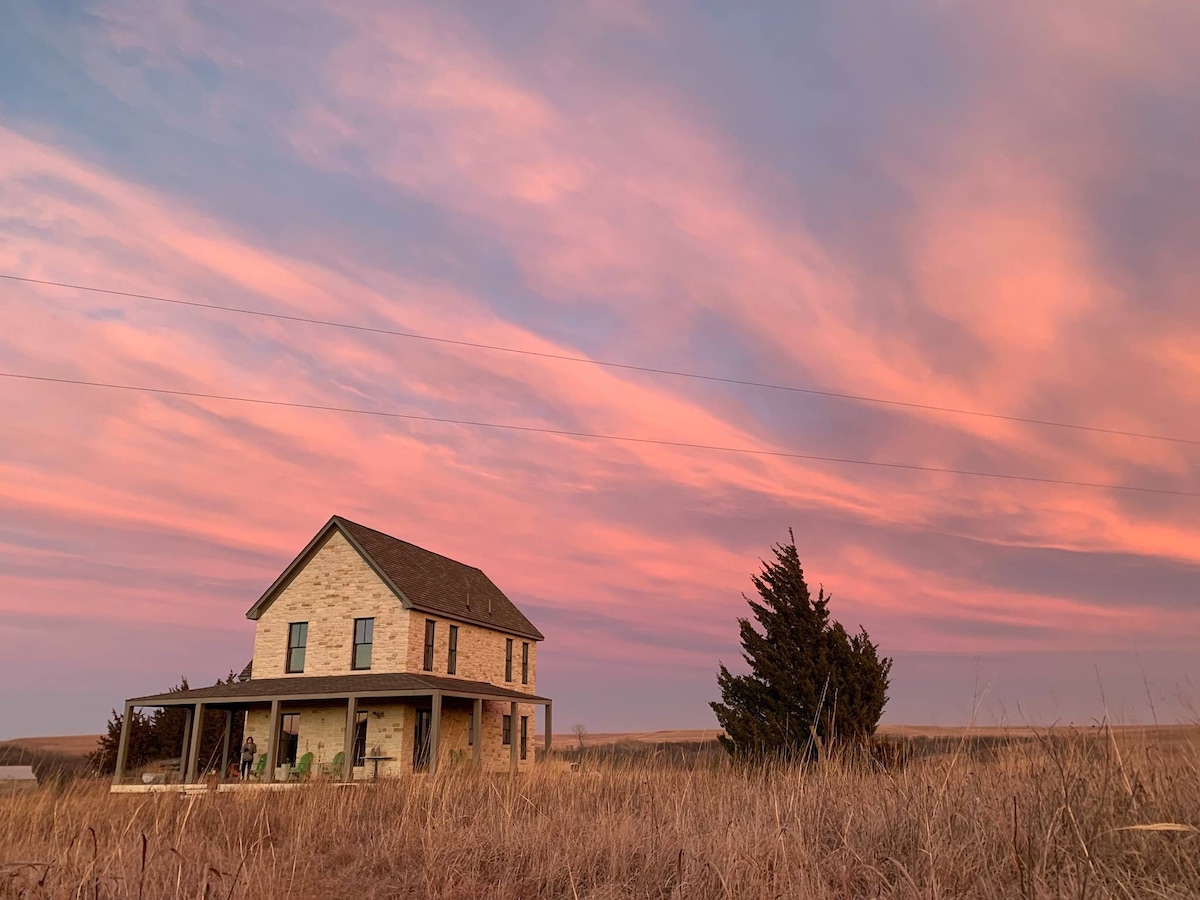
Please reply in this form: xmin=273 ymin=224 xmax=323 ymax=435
xmin=405 ymin=614 xmax=538 ymax=693
xmin=241 ymin=699 xmax=537 ymax=776
xmin=252 ymin=531 xmax=414 ymax=678
xmin=476 ymin=700 xmax=538 ymax=770
xmin=243 ymin=703 xmax=409 ymax=779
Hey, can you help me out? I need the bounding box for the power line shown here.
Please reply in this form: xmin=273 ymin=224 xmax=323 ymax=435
xmin=2 ymin=370 xmax=1196 ymax=499
xmin=5 ymin=273 xmax=1196 ymax=448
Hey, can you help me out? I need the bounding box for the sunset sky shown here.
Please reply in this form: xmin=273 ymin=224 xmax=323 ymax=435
xmin=2 ymin=2 xmax=1198 ymax=738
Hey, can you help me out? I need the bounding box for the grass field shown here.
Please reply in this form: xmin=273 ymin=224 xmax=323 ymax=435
xmin=1 ymin=725 xmax=1197 ymax=898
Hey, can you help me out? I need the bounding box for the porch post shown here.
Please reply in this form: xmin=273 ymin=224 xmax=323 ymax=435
xmin=472 ymin=698 xmax=482 ymax=767
xmin=219 ymin=710 xmax=233 ymax=782
xmin=509 ymin=700 xmax=518 ymax=774
xmin=429 ymin=691 xmax=442 ymax=775
xmin=178 ymin=705 xmax=193 ymax=782
xmin=112 ymin=702 xmax=134 ymax=785
xmin=264 ymin=699 xmax=281 ymax=784
xmin=544 ymin=701 xmax=552 ymax=757
xmin=185 ymin=702 xmax=204 ymax=783
xmin=342 ymin=696 xmax=358 ymax=783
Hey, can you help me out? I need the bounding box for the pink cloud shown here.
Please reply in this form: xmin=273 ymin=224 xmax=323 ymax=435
xmin=2 ymin=1 xmax=1199 ymax=734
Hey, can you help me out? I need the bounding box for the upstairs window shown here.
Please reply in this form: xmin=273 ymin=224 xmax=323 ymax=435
xmin=423 ymin=619 xmax=436 ymax=671
xmin=521 ymin=642 xmax=530 ymax=684
xmin=505 ymin=638 xmax=514 ymax=682
xmin=448 ymin=625 xmax=459 ymax=675
xmin=286 ymin=622 xmax=307 ymax=673
xmin=352 ymin=618 xmax=374 ymax=670
xmin=502 ymin=714 xmax=512 ymax=746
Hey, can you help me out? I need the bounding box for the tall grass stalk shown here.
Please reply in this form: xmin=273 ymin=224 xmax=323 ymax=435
xmin=1 ymin=728 xmax=1196 ymax=898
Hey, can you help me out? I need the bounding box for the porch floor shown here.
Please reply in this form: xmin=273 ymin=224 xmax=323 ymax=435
xmin=109 ymin=781 xmax=371 ymax=795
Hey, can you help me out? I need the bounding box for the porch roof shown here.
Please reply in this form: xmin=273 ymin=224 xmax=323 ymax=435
xmin=128 ymin=672 xmax=550 ymax=707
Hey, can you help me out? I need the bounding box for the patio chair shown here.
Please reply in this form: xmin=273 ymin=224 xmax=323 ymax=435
xmin=323 ymin=751 xmax=345 ymax=779
xmin=289 ymin=752 xmax=313 ymax=781
xmin=253 ymin=753 xmax=267 ymax=781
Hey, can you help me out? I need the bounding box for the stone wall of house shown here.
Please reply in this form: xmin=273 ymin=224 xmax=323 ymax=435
xmin=245 ymin=525 xmax=543 ymax=771
xmin=252 ymin=530 xmax=414 ymax=678
xmin=478 ymin=699 xmax=539 ymax=770
xmin=250 ymin=529 xmax=540 ymax=697
xmin=241 ymin=699 xmax=537 ymax=777
xmin=404 ymin=613 xmax=538 ymax=694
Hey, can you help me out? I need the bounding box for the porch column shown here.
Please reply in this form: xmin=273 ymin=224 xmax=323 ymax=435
xmin=509 ymin=701 xmax=518 ymax=774
xmin=178 ymin=706 xmax=194 ymax=782
xmin=219 ymin=710 xmax=233 ymax=782
xmin=342 ymin=696 xmax=358 ymax=784
xmin=185 ymin=702 xmax=204 ymax=783
xmin=544 ymin=701 xmax=552 ymax=757
xmin=429 ymin=691 xmax=442 ymax=775
xmin=112 ymin=702 xmax=134 ymax=785
xmin=472 ymin=698 xmax=482 ymax=767
xmin=264 ymin=699 xmax=281 ymax=784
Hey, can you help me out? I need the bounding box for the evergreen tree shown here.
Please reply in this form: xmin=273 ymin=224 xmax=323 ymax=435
xmin=710 ymin=532 xmax=892 ymax=761
xmin=90 ymin=707 xmax=157 ymax=774
xmin=89 ymin=672 xmax=245 ymax=777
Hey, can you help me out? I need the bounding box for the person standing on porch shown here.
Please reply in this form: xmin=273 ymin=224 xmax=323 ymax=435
xmin=240 ymin=736 xmax=257 ymax=780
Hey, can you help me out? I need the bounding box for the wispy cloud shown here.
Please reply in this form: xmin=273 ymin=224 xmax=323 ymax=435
xmin=0 ymin=0 xmax=1197 ymax=734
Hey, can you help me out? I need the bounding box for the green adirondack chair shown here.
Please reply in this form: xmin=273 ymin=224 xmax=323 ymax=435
xmin=290 ymin=752 xmax=313 ymax=781
xmin=328 ymin=751 xmax=345 ymax=779
xmin=253 ymin=753 xmax=267 ymax=780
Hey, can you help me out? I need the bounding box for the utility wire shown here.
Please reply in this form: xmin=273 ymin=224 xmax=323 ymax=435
xmin=2 ymin=370 xmax=1196 ymax=499
xmin=4 ymin=273 xmax=1195 ymax=448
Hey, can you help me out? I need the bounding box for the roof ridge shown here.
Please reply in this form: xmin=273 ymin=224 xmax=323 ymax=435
xmin=333 ymin=515 xmax=486 ymax=574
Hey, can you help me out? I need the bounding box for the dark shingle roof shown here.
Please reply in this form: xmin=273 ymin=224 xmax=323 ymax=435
xmin=129 ymin=672 xmax=548 ymax=705
xmin=246 ymin=516 xmax=544 ymax=641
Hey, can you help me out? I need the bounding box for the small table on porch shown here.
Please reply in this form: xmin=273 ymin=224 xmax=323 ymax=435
xmin=363 ymin=755 xmax=394 ymax=781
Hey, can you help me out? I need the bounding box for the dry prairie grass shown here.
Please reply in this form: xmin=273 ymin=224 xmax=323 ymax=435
xmin=1 ymin=728 xmax=1197 ymax=899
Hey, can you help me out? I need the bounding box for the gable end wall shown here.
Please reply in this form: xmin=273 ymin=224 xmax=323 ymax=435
xmin=252 ymin=530 xmax=413 ymax=677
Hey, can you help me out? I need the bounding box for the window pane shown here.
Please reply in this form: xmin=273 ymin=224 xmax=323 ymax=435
xmin=502 ymin=715 xmax=512 ymax=745
xmin=353 ymin=713 xmax=368 ymax=766
xmin=280 ymin=714 xmax=300 ymax=766
xmin=355 ymin=619 xmax=370 ymax=643
xmin=352 ymin=618 xmax=374 ymax=670
xmin=288 ymin=647 xmax=305 ymax=672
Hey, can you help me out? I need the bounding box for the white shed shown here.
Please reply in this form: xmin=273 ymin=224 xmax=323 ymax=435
xmin=0 ymin=765 xmax=37 ymax=791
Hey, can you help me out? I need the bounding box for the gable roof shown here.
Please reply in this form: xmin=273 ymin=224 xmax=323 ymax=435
xmin=245 ymin=516 xmax=544 ymax=641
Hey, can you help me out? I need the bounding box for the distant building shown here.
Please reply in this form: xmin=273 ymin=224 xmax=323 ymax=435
xmin=0 ymin=765 xmax=37 ymax=792
xmin=111 ymin=515 xmax=550 ymax=786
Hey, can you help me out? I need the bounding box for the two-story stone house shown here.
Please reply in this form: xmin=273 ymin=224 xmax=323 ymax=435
xmin=111 ymin=516 xmax=551 ymax=786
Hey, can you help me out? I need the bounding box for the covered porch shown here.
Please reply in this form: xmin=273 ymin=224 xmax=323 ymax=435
xmin=111 ymin=673 xmax=552 ymax=788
